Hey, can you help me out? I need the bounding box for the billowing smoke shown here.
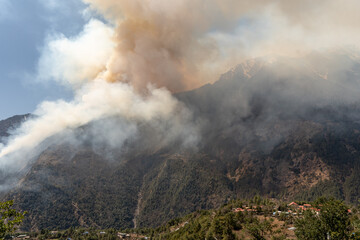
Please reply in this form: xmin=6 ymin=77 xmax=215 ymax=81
xmin=1 ymin=0 xmax=360 ymax=189
xmin=0 ymin=81 xmax=192 ymax=157
xmin=83 ymin=0 xmax=360 ymax=90
xmin=37 ymin=19 xmax=115 ymax=88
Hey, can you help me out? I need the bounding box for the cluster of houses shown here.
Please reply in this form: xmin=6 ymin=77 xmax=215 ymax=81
xmin=118 ymin=232 xmax=148 ymax=239
xmin=286 ymin=202 xmax=321 ymax=215
xmin=8 ymin=231 xmax=150 ymax=240
xmin=288 ymin=202 xmax=351 ymax=214
xmin=233 ymin=201 xmax=352 ymax=216
xmin=233 ymin=206 xmax=259 ymax=213
xmin=232 ymin=202 xmax=319 ymax=216
xmin=12 ymin=235 xmax=30 ymax=239
xmin=118 ymin=232 xmax=131 ymax=239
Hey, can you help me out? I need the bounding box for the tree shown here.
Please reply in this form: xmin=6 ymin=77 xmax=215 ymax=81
xmin=320 ymin=199 xmax=352 ymax=240
xmin=295 ymin=198 xmax=352 ymax=240
xmin=295 ymin=210 xmax=326 ymax=240
xmin=246 ymin=218 xmax=274 ymax=240
xmin=0 ymin=200 xmax=26 ymax=239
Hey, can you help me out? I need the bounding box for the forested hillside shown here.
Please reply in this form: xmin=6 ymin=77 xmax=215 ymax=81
xmin=2 ymin=53 xmax=360 ymax=231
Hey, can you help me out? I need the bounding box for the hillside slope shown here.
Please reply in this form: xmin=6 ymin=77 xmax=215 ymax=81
xmin=2 ymin=52 xmax=360 ymax=231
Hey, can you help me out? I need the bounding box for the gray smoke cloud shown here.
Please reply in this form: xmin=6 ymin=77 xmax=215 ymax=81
xmin=177 ymin=50 xmax=360 ymax=156
xmin=82 ymin=0 xmax=360 ymax=90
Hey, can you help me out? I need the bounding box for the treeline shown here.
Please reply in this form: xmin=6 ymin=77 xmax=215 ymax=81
xmin=143 ymin=196 xmax=360 ymax=239
xmin=294 ymin=197 xmax=360 ymax=240
xmin=146 ymin=196 xmax=286 ymax=239
xmin=15 ymin=196 xmax=360 ymax=239
xmin=18 ymin=228 xmax=119 ymax=240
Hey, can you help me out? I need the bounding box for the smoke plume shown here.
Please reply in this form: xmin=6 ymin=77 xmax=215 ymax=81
xmin=83 ymin=0 xmax=360 ymax=90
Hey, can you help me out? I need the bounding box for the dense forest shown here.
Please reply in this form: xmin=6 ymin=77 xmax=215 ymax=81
xmin=10 ymin=196 xmax=360 ymax=240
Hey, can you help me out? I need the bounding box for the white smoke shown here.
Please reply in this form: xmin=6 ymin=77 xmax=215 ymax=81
xmin=37 ymin=19 xmax=114 ymax=88
xmin=0 ymin=17 xmax=199 ymax=181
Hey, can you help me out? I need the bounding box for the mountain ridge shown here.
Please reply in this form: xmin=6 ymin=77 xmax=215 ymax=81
xmin=2 ymin=52 xmax=360 ymax=231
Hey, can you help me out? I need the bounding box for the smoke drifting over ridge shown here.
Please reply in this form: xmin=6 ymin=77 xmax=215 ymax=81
xmin=1 ymin=0 xmax=360 ymax=189
xmin=83 ymin=0 xmax=360 ymax=90
xmin=40 ymin=0 xmax=360 ymax=92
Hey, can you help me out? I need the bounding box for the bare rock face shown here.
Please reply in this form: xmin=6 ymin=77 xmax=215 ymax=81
xmin=2 ymin=51 xmax=360 ymax=231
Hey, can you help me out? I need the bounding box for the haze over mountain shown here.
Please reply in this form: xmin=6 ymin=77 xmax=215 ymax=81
xmin=2 ymin=51 xmax=360 ymax=230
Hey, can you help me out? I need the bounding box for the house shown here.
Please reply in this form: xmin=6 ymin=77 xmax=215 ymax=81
xmin=288 ymin=202 xmax=299 ymax=207
xmin=233 ymin=207 xmax=258 ymax=212
xmin=233 ymin=208 xmax=245 ymax=212
xmin=14 ymin=235 xmax=29 ymax=239
xmin=298 ymin=206 xmax=305 ymax=210
xmin=118 ymin=233 xmax=131 ymax=239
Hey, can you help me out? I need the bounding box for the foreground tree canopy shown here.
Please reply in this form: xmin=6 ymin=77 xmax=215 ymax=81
xmin=295 ymin=198 xmax=356 ymax=240
xmin=0 ymin=200 xmax=26 ymax=239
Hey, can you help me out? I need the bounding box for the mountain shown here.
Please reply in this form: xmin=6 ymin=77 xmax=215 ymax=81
xmin=2 ymin=51 xmax=360 ymax=231
xmin=0 ymin=114 xmax=31 ymax=141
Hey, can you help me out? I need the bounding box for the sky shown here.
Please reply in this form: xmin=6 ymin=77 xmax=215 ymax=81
xmin=0 ymin=0 xmax=87 ymax=120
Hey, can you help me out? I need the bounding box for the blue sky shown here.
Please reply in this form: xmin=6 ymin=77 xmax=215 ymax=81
xmin=0 ymin=0 xmax=87 ymax=120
